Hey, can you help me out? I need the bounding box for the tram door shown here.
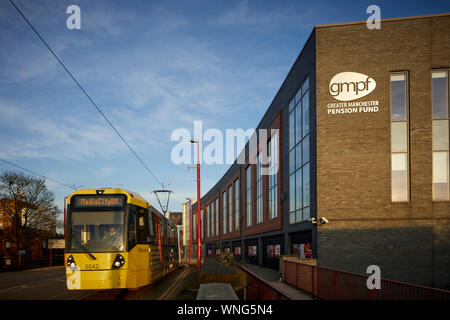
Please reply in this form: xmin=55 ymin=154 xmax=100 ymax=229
xmin=135 ymin=207 xmax=150 ymax=286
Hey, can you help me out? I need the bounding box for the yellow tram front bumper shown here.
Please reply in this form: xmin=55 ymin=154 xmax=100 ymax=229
xmin=66 ymin=268 xmax=129 ymax=290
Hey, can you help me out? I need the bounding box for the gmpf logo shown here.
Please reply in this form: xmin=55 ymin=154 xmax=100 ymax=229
xmin=329 ymin=72 xmax=376 ymax=101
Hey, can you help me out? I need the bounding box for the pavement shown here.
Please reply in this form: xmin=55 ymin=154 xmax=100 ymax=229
xmin=196 ymin=283 xmax=239 ymax=300
xmin=182 ymin=256 xmax=315 ymax=300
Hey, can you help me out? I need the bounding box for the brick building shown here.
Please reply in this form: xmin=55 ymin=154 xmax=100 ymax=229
xmin=189 ymin=13 xmax=450 ymax=290
xmin=0 ymin=199 xmax=59 ymax=271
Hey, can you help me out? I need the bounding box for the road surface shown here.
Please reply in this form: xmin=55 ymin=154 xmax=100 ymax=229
xmin=0 ymin=265 xmax=189 ymax=300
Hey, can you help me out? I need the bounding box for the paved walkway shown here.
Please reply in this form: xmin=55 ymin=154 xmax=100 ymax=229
xmin=195 ymin=257 xmax=316 ymax=300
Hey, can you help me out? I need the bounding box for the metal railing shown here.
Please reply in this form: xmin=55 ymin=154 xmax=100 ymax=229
xmin=284 ymin=260 xmax=450 ymax=300
xmin=240 ymin=265 xmax=292 ymax=300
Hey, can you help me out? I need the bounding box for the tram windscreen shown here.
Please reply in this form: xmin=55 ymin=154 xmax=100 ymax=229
xmin=69 ymin=211 xmax=124 ymax=252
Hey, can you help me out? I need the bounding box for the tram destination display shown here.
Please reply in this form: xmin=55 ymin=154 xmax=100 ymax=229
xmin=72 ymin=195 xmax=125 ymax=208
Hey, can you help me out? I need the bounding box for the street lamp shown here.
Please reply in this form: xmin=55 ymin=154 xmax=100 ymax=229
xmin=185 ymin=197 xmax=192 ymax=265
xmin=190 ymin=138 xmax=201 ymax=269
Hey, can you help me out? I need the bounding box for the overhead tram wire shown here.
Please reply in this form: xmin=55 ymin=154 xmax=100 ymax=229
xmin=9 ymin=0 xmax=163 ymax=188
xmin=0 ymin=158 xmax=77 ymax=191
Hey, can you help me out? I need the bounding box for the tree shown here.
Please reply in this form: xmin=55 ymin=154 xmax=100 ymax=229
xmin=0 ymin=171 xmax=60 ymax=261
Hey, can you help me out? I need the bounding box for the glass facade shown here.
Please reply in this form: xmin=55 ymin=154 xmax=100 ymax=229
xmin=268 ymin=133 xmax=278 ymax=219
xmin=390 ymin=72 xmax=409 ymax=202
xmin=432 ymin=70 xmax=450 ymax=200
xmin=228 ymin=185 xmax=233 ymax=232
xmin=256 ymin=153 xmax=263 ymax=224
xmin=289 ymin=77 xmax=310 ymax=224
xmin=235 ymin=178 xmax=240 ymax=230
xmin=223 ymin=191 xmax=227 ymax=234
xmin=246 ymin=166 xmax=252 ymax=227
xmin=215 ymin=198 xmax=219 ymax=236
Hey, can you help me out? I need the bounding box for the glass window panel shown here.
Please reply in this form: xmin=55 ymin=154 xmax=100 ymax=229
xmin=303 ymin=207 xmax=310 ymax=221
xmin=296 ymin=104 xmax=302 ymax=145
xmin=303 ymin=163 xmax=310 ymax=207
xmin=289 ymin=111 xmax=295 ymax=150
xmin=302 ymin=77 xmax=309 ymax=95
xmin=296 ymin=168 xmax=302 ymax=210
xmin=289 ymin=150 xmax=295 ymax=174
xmin=391 ymin=122 xmax=408 ymax=153
xmin=391 ymin=73 xmax=407 ymax=121
xmin=271 ymin=187 xmax=275 ymax=219
xmin=289 ymin=98 xmax=295 ymax=112
xmin=235 ymin=179 xmax=239 ymax=230
xmin=289 ymin=174 xmax=295 ymax=213
xmin=296 ymin=209 xmax=302 ymax=223
xmin=290 ymin=212 xmax=296 ymax=224
xmin=391 ymin=153 xmax=408 ymax=201
xmin=295 ymin=88 xmax=302 ymax=105
xmin=303 ymin=135 xmax=310 ymax=165
xmin=229 ymin=185 xmax=233 ymax=232
xmin=302 ymin=93 xmax=309 ymax=137
xmin=433 ymin=152 xmax=450 ymax=200
xmin=432 ymin=71 xmax=449 ymax=119
xmin=433 ymin=152 xmax=449 ymax=183
xmin=433 ymin=120 xmax=449 ymax=151
xmin=216 ymin=198 xmax=219 ymax=235
xmin=223 ymin=191 xmax=227 ymax=234
xmin=296 ymin=143 xmax=302 ymax=170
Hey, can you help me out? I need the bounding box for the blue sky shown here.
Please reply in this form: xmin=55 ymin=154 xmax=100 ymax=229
xmin=1 ymin=0 xmax=449 ymax=218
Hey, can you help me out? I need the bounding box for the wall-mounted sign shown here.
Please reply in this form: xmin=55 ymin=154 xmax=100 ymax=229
xmin=267 ymin=244 xmax=280 ymax=258
xmin=329 ymin=72 xmax=376 ymax=101
xmin=248 ymin=245 xmax=257 ymax=256
xmin=48 ymin=239 xmax=65 ymax=249
xmin=292 ymin=243 xmax=312 ymax=259
xmin=327 ymin=72 xmax=379 ymax=115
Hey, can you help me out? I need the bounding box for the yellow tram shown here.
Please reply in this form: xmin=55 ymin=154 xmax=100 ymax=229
xmin=64 ymin=188 xmax=179 ymax=290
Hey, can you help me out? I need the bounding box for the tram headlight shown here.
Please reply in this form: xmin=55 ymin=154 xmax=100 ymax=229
xmin=66 ymin=255 xmax=76 ymax=268
xmin=112 ymin=254 xmax=125 ymax=269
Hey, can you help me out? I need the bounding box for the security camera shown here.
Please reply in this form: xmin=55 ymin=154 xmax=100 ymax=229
xmin=319 ymin=217 xmax=329 ymax=224
xmin=308 ymin=217 xmax=317 ymax=225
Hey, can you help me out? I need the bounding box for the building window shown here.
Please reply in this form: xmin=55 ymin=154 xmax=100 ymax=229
xmin=206 ymin=206 xmax=209 ymax=238
xmin=432 ymin=70 xmax=449 ymax=201
xmin=246 ymin=165 xmax=252 ymax=227
xmin=289 ymin=76 xmax=310 ymax=224
xmin=215 ymin=198 xmax=219 ymax=236
xmin=390 ymin=72 xmax=409 ymax=202
xmin=256 ymin=154 xmax=263 ymax=224
xmin=268 ymin=132 xmax=278 ymax=219
xmin=201 ymin=209 xmax=204 ymax=239
xmin=5 ymin=239 xmax=12 ymax=249
xmin=228 ymin=185 xmax=233 ymax=232
xmin=235 ymin=178 xmax=240 ymax=230
xmin=223 ymin=191 xmax=227 ymax=234
xmin=193 ymin=212 xmax=196 ymax=240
